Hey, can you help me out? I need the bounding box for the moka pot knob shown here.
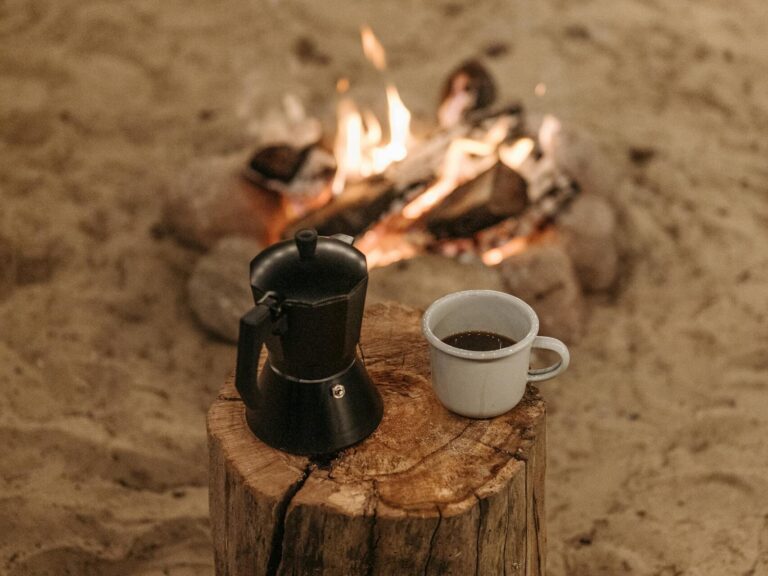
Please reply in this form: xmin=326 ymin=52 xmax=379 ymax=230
xmin=295 ymin=229 xmax=318 ymax=260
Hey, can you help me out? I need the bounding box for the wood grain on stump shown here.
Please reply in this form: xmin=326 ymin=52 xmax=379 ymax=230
xmin=208 ymin=302 xmax=546 ymax=576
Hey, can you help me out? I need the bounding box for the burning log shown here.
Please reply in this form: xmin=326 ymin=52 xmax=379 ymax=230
xmin=243 ymin=145 xmax=336 ymax=225
xmin=477 ymin=178 xmax=580 ymax=262
xmin=232 ymin=24 xmax=584 ymax=270
xmin=245 ymin=144 xmax=312 ymax=184
xmin=285 ymin=105 xmax=523 ymax=238
xmin=285 ymin=177 xmax=427 ymax=238
xmin=426 ymin=161 xmax=528 ymax=238
xmin=438 ymin=59 xmax=497 ymax=128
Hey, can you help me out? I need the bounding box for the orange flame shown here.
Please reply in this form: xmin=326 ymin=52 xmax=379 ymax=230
xmin=328 ymin=28 xmax=564 ymax=270
xmin=336 ymin=77 xmax=350 ymax=94
xmin=331 ymin=98 xmax=363 ymax=194
xmin=360 ymin=25 xmax=387 ymax=71
xmin=356 ymin=226 xmax=419 ymax=269
xmin=331 ymin=31 xmax=412 ymax=194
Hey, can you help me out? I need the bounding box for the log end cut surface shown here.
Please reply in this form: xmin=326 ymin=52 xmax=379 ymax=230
xmin=208 ymin=302 xmax=546 ymax=576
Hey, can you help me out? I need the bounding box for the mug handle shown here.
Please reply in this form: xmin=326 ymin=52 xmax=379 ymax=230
xmin=528 ymin=336 xmax=570 ymax=382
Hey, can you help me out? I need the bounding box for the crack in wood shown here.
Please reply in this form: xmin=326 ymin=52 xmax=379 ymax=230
xmin=423 ymin=510 xmax=442 ymax=576
xmin=364 ymin=481 xmax=380 ymax=576
xmin=265 ymin=463 xmax=313 ymax=576
xmin=524 ymin=457 xmax=531 ymax=576
xmin=475 ymin=438 xmax=518 ymax=458
xmin=475 ymin=497 xmax=487 ymax=575
xmin=512 ymin=449 xmax=530 ymax=463
xmin=223 ymin=458 xmax=230 ymax=572
xmin=532 ymin=492 xmax=543 ymax=576
xmin=216 ymin=394 xmax=242 ymax=402
xmin=503 ymin=486 xmax=510 ymax=576
xmin=350 ymin=422 xmax=473 ymax=483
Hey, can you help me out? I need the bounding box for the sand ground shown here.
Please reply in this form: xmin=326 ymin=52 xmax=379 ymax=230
xmin=1 ymin=0 xmax=767 ymax=574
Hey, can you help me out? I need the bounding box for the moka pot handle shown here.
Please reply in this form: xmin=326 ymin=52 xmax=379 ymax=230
xmin=235 ymin=292 xmax=284 ymax=408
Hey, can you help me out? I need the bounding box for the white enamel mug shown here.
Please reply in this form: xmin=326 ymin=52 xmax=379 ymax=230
xmin=422 ymin=290 xmax=570 ymax=418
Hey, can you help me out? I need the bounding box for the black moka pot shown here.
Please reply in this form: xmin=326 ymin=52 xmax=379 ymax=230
xmin=235 ymin=229 xmax=383 ymax=456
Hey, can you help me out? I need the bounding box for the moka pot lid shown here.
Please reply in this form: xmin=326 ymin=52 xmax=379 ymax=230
xmin=250 ymin=229 xmax=368 ymax=306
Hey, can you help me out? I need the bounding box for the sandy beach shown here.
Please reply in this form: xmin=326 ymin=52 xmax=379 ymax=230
xmin=1 ymin=0 xmax=767 ymax=574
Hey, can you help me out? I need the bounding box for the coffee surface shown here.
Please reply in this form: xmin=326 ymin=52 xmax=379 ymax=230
xmin=441 ymin=330 xmax=517 ymax=351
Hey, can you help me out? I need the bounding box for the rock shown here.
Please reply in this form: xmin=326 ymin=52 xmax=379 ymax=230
xmin=498 ymin=240 xmax=584 ymax=343
xmin=164 ymin=155 xmax=286 ymax=249
xmin=368 ymin=254 xmax=504 ymax=310
xmin=187 ymin=237 xmax=263 ymax=342
xmin=530 ymin=115 xmax=622 ymax=200
xmin=558 ymin=194 xmax=619 ymax=291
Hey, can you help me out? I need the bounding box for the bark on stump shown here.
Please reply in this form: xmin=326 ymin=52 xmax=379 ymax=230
xmin=208 ymin=302 xmax=546 ymax=576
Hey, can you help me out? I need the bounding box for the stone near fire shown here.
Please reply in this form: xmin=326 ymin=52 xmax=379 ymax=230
xmin=164 ymin=155 xmax=286 ymax=249
xmin=558 ymin=194 xmax=619 ymax=292
xmin=368 ymin=254 xmax=504 ymax=310
xmin=187 ymin=236 xmax=262 ymax=342
xmin=426 ymin=162 xmax=528 ymax=238
xmin=498 ymin=240 xmax=584 ymax=343
xmin=247 ymin=93 xmax=322 ymax=150
xmin=533 ymin=115 xmax=622 ymax=200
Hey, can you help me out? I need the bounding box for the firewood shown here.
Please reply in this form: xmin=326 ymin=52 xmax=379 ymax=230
xmin=285 ymin=105 xmax=523 ymax=238
xmin=285 ymin=177 xmax=428 ymax=238
xmin=426 ymin=162 xmax=528 ymax=238
xmin=438 ymin=59 xmax=497 ymax=127
xmin=208 ymin=302 xmax=547 ymax=575
xmin=245 ymin=144 xmax=312 ymax=184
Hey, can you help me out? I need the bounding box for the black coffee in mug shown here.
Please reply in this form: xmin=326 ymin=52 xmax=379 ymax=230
xmin=442 ymin=330 xmax=518 ymax=351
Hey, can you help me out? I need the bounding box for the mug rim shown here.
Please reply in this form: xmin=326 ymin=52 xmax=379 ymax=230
xmin=422 ymin=290 xmax=540 ymax=360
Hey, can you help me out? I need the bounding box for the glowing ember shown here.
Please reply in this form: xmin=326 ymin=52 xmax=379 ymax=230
xmin=336 ymin=77 xmax=350 ymax=93
xmin=355 ymin=227 xmax=420 ymax=268
xmin=331 ymin=26 xmax=412 ymax=195
xmin=482 ymin=236 xmax=529 ymax=266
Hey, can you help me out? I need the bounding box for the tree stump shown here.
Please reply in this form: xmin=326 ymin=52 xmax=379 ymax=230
xmin=208 ymin=302 xmax=546 ymax=576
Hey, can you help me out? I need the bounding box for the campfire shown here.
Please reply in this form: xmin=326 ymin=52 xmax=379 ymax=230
xmin=241 ymin=26 xmax=579 ymax=269
xmin=173 ymin=25 xmax=620 ymax=346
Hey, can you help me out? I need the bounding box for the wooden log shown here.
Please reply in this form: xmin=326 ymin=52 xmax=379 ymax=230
xmin=284 ymin=177 xmax=428 ymax=238
xmin=208 ymin=302 xmax=546 ymax=576
xmin=426 ymin=162 xmax=528 ymax=239
xmin=285 ymin=105 xmax=523 ymax=239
